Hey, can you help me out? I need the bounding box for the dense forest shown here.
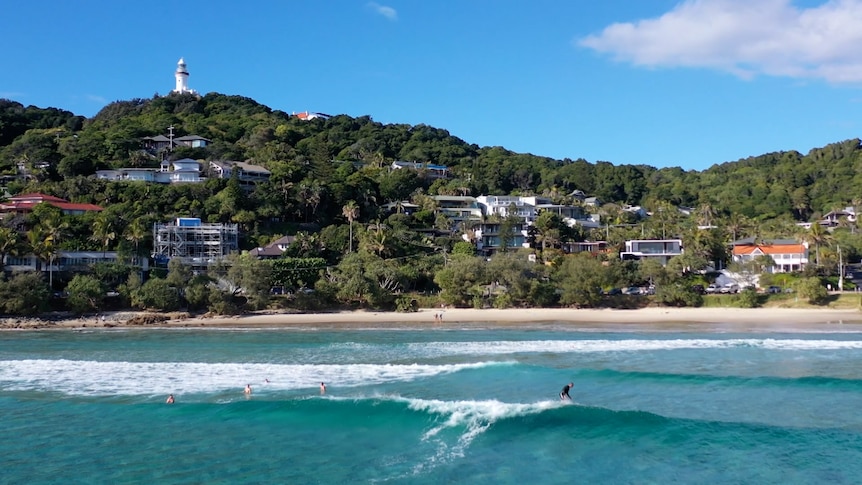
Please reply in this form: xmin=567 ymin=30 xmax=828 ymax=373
xmin=0 ymin=93 xmax=860 ymax=315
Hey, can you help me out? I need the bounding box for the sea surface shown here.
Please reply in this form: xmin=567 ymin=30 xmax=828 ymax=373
xmin=2 ymin=321 xmax=862 ymax=484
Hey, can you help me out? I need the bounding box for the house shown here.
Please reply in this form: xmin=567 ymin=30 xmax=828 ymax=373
xmin=152 ymin=217 xmax=239 ymax=268
xmin=95 ymin=158 xmax=204 ymax=184
xmin=209 ymin=160 xmax=271 ymax=186
xmin=391 ymin=161 xmax=449 ymax=179
xmin=431 ymin=196 xmax=484 ymax=225
xmin=476 ymin=195 xmax=539 ymax=222
xmin=380 ymin=201 xmax=419 ymax=215
xmin=141 ymin=135 xmax=172 ymax=153
xmin=731 ymin=238 xmax=808 ymax=273
xmin=475 ymin=220 xmax=529 ymax=256
xmin=821 ymin=208 xmax=856 ymax=228
xmin=294 ymin=111 xmax=332 ymax=121
xmin=249 ymin=236 xmax=296 ymax=259
xmin=567 ymin=241 xmax=609 ymax=255
xmin=174 ymin=135 xmax=210 ymax=148
xmin=3 ymin=251 xmax=148 ymax=273
xmin=584 ymin=196 xmax=602 ymax=207
xmin=0 ymin=193 xmax=103 ymax=216
xmin=620 ymin=239 xmax=683 ymax=265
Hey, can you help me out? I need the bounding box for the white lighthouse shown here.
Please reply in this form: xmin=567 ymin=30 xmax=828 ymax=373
xmin=173 ymin=58 xmax=194 ymax=94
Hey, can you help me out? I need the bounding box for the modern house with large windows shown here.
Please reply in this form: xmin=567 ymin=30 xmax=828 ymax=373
xmin=620 ymin=239 xmax=683 ymax=265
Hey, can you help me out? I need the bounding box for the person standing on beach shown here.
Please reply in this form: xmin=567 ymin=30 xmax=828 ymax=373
xmin=560 ymin=382 xmax=573 ymax=400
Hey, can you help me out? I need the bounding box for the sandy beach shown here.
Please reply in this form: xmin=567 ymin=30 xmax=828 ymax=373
xmin=4 ymin=306 xmax=862 ymax=330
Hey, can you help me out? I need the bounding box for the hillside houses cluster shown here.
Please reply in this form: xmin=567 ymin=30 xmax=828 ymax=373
xmin=0 ymin=132 xmax=839 ymax=283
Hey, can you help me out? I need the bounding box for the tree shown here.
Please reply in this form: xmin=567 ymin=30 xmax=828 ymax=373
xmin=131 ymin=277 xmax=181 ymax=311
xmin=804 ymin=223 xmax=829 ymax=266
xmin=65 ymin=274 xmax=106 ymax=314
xmin=90 ymin=212 xmax=116 ymax=256
xmin=433 ymin=255 xmax=487 ymax=307
xmin=0 ymin=272 xmax=50 ymax=315
xmin=124 ymin=217 xmax=148 ymax=263
xmin=554 ymin=253 xmax=608 ymax=308
xmin=0 ymin=227 xmax=20 ymax=268
xmin=342 ymin=200 xmax=359 ymax=253
xmin=226 ymin=253 xmax=273 ymax=310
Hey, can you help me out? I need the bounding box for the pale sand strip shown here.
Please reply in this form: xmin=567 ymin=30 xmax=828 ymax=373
xmin=4 ymin=307 xmax=862 ymax=330
xmin=165 ymin=307 xmax=862 ymax=328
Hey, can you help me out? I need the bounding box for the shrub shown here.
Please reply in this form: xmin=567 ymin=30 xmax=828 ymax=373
xmin=395 ymin=295 xmax=418 ymax=313
xmin=796 ymin=277 xmax=828 ymax=305
xmin=654 ymin=283 xmax=703 ymax=307
xmin=735 ymin=288 xmax=760 ymax=308
xmin=65 ymin=274 xmax=106 ymax=314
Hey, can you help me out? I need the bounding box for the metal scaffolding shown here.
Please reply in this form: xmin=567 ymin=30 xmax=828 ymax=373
xmin=152 ymin=218 xmax=238 ymax=267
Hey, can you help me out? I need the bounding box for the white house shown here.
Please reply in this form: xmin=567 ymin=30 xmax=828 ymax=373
xmin=620 ymin=239 xmax=683 ymax=265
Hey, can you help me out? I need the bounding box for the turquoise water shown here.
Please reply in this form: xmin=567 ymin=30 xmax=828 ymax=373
xmin=2 ymin=322 xmax=862 ymax=484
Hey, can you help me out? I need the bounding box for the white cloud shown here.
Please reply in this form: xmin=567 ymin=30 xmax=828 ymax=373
xmin=367 ymin=2 xmax=397 ymax=21
xmin=578 ymin=0 xmax=862 ymax=83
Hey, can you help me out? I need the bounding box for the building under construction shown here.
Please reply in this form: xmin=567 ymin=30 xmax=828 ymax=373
xmin=153 ymin=217 xmax=238 ymax=267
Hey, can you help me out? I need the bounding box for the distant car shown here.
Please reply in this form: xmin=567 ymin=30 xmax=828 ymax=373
xmin=720 ymin=283 xmax=740 ymax=294
xmin=705 ymin=284 xmax=720 ymax=294
xmin=691 ymin=284 xmax=705 ymax=294
xmin=622 ymin=286 xmax=642 ymax=295
xmin=766 ymin=285 xmax=782 ymax=294
xmin=604 ymin=288 xmax=622 ymax=296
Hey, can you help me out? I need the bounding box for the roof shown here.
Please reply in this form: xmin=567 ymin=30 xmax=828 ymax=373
xmin=0 ymin=193 xmax=103 ymax=213
xmin=732 ymin=244 xmax=806 ymax=256
xmin=142 ymin=135 xmax=171 ymax=142
xmin=9 ymin=193 xmax=67 ymax=203
xmin=175 ymin=135 xmax=211 ymax=142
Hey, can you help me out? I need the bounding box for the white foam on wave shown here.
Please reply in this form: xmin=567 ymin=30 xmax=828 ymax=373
xmin=398 ymin=397 xmax=564 ymax=475
xmin=392 ymin=338 xmax=862 ymax=356
xmin=0 ymin=360 xmax=509 ymax=396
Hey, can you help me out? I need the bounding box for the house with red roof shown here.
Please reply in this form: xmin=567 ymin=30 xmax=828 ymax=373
xmin=731 ymin=238 xmax=809 ymax=273
xmin=0 ymin=193 xmax=103 ymax=216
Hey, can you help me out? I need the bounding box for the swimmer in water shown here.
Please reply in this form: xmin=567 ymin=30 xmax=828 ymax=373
xmin=244 ymin=384 xmax=252 ymax=395
xmin=320 ymin=382 xmax=326 ymax=394
xmin=166 ymin=394 xmax=175 ymax=404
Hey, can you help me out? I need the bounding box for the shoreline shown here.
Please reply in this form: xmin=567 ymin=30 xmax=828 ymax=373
xmin=3 ymin=306 xmax=862 ymax=331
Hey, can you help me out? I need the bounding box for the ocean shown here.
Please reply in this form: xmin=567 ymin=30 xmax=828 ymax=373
xmin=2 ymin=321 xmax=862 ymax=484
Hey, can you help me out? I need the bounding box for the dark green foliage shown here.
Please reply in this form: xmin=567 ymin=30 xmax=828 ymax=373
xmin=0 ymin=272 xmax=50 ymax=315
xmin=271 ymin=257 xmax=326 ymax=291
xmin=131 ymin=277 xmax=181 ymax=311
xmin=65 ymin=274 xmax=106 ymax=314
xmin=554 ymin=253 xmax=608 ymax=308
xmin=654 ymin=283 xmax=703 ymax=307
xmin=796 ymin=277 xmax=828 ymax=305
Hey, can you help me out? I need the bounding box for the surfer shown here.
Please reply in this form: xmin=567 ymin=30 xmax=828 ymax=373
xmin=560 ymin=382 xmax=573 ymax=400
xmin=244 ymin=384 xmax=252 ymax=395
xmin=166 ymin=394 xmax=175 ymax=404
xmin=320 ymin=382 xmax=326 ymax=394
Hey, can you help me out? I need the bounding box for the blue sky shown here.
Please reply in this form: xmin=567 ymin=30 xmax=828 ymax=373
xmin=2 ymin=0 xmax=862 ymax=171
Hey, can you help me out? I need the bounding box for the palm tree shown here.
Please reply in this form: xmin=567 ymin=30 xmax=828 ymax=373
xmin=725 ymin=213 xmax=750 ymax=243
xmin=0 ymin=227 xmax=20 ymax=269
xmin=27 ymin=227 xmax=55 ymax=288
xmin=124 ymin=218 xmax=148 ymax=263
xmin=342 ymin=200 xmax=359 ymax=253
xmin=695 ymin=203 xmax=717 ymax=228
xmin=805 ymin=222 xmax=829 ymax=266
xmin=90 ymin=213 xmax=116 ymax=257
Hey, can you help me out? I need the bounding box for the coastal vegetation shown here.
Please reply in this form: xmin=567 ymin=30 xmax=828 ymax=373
xmin=2 ymin=94 xmax=862 ymax=316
